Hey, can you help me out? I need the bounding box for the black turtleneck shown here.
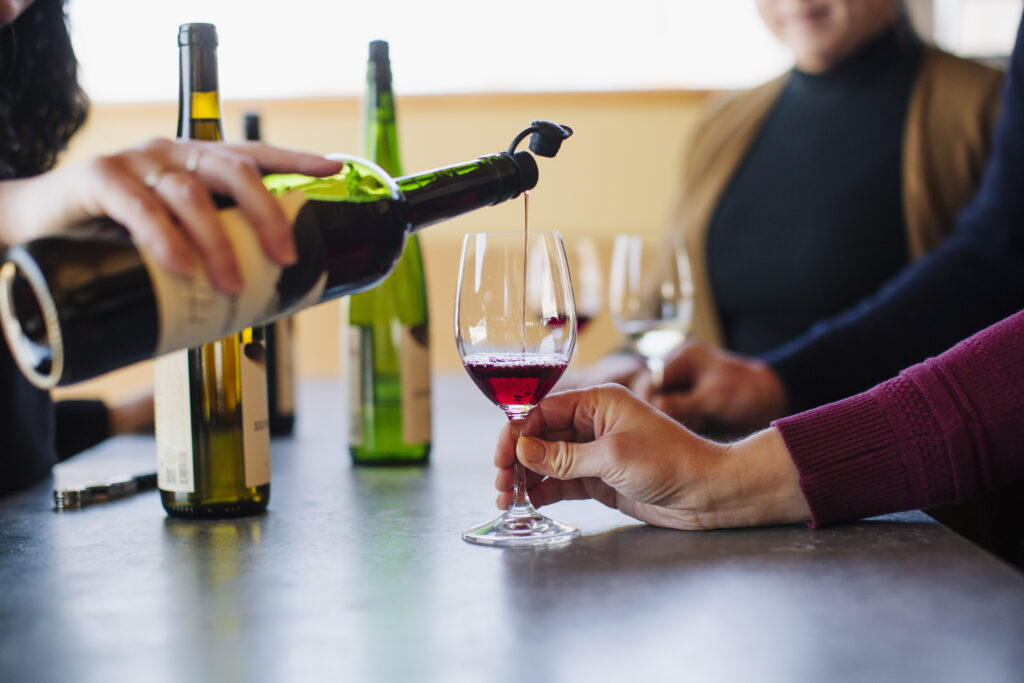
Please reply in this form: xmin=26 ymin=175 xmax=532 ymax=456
xmin=706 ymin=26 xmax=923 ymax=355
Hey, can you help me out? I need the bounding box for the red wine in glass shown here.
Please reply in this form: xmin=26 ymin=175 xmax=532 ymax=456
xmin=462 ymin=352 xmax=568 ymax=411
xmin=547 ymin=313 xmax=593 ymax=334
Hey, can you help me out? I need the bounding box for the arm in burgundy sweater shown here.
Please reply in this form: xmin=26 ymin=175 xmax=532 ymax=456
xmin=772 ymin=308 xmax=1024 ymax=527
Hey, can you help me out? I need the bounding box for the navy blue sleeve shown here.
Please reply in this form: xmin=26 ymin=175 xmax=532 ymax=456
xmin=762 ymin=16 xmax=1024 ymax=413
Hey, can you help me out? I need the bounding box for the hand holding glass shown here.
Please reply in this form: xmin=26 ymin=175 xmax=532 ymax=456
xmin=455 ymin=231 xmax=580 ymax=546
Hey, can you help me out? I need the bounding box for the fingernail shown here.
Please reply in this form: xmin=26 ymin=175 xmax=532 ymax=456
xmin=517 ymin=436 xmax=545 ymax=463
xmin=277 ymin=237 xmax=298 ymax=265
xmin=225 ymin=267 xmax=244 ymax=293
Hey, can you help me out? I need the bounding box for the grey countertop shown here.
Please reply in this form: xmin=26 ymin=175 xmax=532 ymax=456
xmin=2 ymin=375 xmax=1023 ymax=683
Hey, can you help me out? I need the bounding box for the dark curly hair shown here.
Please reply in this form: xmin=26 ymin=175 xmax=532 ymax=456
xmin=0 ymin=0 xmax=89 ymax=179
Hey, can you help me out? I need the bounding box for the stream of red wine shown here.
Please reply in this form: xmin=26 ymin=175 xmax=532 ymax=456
xmin=521 ymin=190 xmax=529 ymax=355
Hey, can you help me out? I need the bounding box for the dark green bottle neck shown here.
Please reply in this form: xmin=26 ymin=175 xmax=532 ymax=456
xmin=244 ymin=113 xmax=261 ymax=142
xmin=363 ymin=56 xmax=402 ymax=176
xmin=177 ymin=39 xmax=223 ymax=141
xmin=397 ymin=152 xmax=538 ymax=232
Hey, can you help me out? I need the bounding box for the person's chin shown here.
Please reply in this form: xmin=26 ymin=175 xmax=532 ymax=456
xmin=791 ymin=35 xmax=847 ymax=71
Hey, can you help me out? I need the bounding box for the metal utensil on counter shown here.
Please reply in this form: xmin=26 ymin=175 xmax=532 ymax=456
xmin=53 ymin=472 xmax=158 ymax=510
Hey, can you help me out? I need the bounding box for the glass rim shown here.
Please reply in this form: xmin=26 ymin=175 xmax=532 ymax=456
xmin=461 ymin=229 xmax=564 ymax=238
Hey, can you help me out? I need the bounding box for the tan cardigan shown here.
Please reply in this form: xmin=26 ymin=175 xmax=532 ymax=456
xmin=675 ymin=48 xmax=1004 ymax=348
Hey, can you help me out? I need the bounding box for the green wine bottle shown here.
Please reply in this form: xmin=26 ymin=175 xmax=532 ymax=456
xmin=244 ymin=111 xmax=297 ymax=437
xmin=155 ymin=23 xmax=271 ymax=518
xmin=344 ymin=40 xmax=431 ymax=465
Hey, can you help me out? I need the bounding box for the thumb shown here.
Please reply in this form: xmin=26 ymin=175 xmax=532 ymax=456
xmin=516 ymin=435 xmax=607 ymax=480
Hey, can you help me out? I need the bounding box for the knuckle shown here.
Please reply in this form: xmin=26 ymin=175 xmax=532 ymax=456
xmin=604 ymin=383 xmax=628 ymax=397
xmin=217 ymin=151 xmax=261 ymax=180
xmin=126 ymin=192 xmax=165 ymax=221
xmin=159 ymin=171 xmax=212 ymax=208
xmin=176 ymin=174 xmax=210 ymax=203
xmin=88 ymin=154 xmax=123 ymax=181
xmin=234 ymin=155 xmax=262 ymax=178
xmin=139 ymin=137 xmax=172 ymax=157
xmin=604 ymin=433 xmax=630 ymax=465
xmin=142 ymin=235 xmax=174 ymax=263
xmin=597 ymin=383 xmax=630 ymax=402
xmin=548 ymin=442 xmax=575 ymax=479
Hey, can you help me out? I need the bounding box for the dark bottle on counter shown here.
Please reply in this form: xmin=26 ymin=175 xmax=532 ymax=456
xmin=154 ymin=23 xmax=270 ymax=518
xmin=244 ymin=111 xmax=297 ymax=437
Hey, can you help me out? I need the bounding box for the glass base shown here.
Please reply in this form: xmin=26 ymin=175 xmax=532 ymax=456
xmin=462 ymin=504 xmax=580 ymax=547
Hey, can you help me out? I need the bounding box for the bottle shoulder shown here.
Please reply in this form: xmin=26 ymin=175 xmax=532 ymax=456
xmin=263 ymin=155 xmax=401 ymax=204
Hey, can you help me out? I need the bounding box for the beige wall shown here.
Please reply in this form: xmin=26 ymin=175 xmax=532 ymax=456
xmin=54 ymin=90 xmax=709 ymax=401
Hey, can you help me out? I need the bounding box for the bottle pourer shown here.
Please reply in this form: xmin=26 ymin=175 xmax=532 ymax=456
xmin=508 ymin=120 xmax=574 ymax=157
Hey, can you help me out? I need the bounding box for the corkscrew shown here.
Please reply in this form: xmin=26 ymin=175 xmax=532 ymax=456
xmin=508 ymin=120 xmax=574 ymax=157
xmin=53 ymin=472 xmax=158 ymax=510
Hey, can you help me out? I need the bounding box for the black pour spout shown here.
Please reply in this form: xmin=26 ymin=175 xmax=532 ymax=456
xmin=507 ymin=120 xmax=574 ymax=157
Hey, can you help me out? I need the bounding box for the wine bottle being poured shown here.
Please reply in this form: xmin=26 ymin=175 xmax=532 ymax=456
xmin=0 ymin=121 xmax=571 ymax=389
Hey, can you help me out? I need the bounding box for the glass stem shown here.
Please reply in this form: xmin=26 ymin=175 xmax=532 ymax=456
xmin=508 ymin=417 xmax=531 ymax=512
xmin=646 ymin=356 xmax=665 ymax=391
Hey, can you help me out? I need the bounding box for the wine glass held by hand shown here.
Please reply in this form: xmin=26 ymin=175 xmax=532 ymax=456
xmin=455 ymin=230 xmax=580 ymax=546
xmin=609 ymin=233 xmax=694 ymax=390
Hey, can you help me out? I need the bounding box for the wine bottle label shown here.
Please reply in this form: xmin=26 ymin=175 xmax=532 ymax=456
xmin=155 ymin=349 xmax=195 ymax=493
xmin=139 ymin=191 xmax=328 ymax=356
xmin=273 ymin=319 xmax=296 ymax=414
xmin=240 ymin=339 xmax=271 ymax=487
xmin=346 ymin=324 xmax=364 ymax=446
xmin=401 ymin=325 xmax=431 ymax=444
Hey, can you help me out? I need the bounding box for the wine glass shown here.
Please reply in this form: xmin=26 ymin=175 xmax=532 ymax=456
xmin=566 ymin=236 xmax=603 ymax=336
xmin=455 ymin=230 xmax=580 ymax=547
xmin=608 ymin=233 xmax=694 ymax=388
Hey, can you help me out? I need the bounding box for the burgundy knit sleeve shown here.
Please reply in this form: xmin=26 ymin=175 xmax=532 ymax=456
xmin=772 ymin=309 xmax=1024 ymax=527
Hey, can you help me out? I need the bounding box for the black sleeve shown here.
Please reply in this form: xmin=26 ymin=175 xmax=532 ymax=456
xmin=0 ymin=342 xmax=56 ymax=494
xmin=54 ymin=399 xmax=110 ymax=461
xmin=762 ymin=20 xmax=1024 ymax=414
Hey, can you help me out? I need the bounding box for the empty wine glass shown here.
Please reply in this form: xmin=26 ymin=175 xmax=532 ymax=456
xmin=609 ymin=233 xmax=694 ymax=388
xmin=566 ymin=236 xmax=603 ymax=335
xmin=455 ymin=230 xmax=580 ymax=547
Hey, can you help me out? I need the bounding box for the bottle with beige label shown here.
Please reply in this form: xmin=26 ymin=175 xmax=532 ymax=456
xmin=155 ymin=23 xmax=271 ymax=517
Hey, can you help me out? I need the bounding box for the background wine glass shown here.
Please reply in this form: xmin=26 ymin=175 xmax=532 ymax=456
xmin=455 ymin=230 xmax=580 ymax=547
xmin=566 ymin=236 xmax=603 ymax=335
xmin=609 ymin=233 xmax=694 ymax=388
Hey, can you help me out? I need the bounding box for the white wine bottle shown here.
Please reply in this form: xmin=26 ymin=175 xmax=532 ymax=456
xmin=244 ymin=111 xmax=296 ymax=437
xmin=344 ymin=40 xmax=430 ymax=465
xmin=154 ymin=23 xmax=270 ymax=518
xmin=0 ymin=124 xmax=573 ymax=387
